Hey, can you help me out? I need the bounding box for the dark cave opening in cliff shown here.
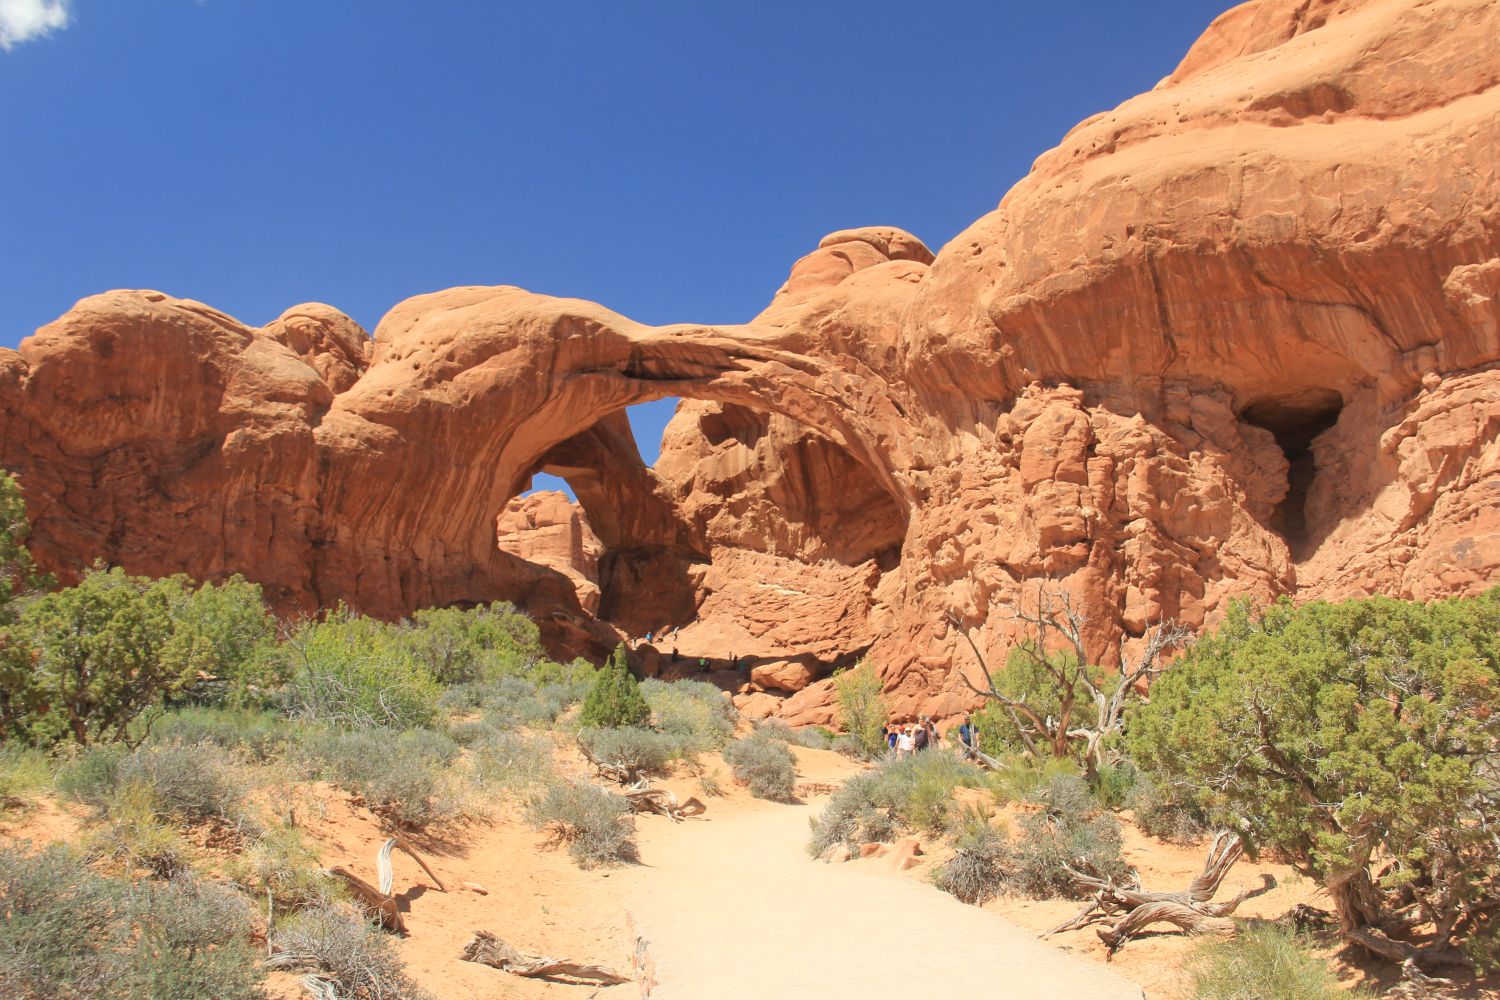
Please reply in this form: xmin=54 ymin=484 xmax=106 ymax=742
xmin=501 ymin=396 xmax=908 ymax=688
xmin=1240 ymin=389 xmax=1344 ymax=558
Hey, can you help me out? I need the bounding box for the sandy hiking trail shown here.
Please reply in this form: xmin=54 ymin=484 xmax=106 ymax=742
xmin=610 ymin=751 xmax=1144 ymax=1000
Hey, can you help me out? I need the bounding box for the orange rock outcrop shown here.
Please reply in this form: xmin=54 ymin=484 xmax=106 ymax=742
xmin=1 ymin=0 xmax=1496 ymax=721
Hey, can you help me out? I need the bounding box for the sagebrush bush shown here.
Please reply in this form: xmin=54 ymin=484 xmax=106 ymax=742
xmin=1126 ymin=769 xmax=1210 ymax=844
xmin=116 ymin=740 xmax=253 ymax=828
xmin=231 ymin=824 xmax=340 ymax=911
xmin=274 ymin=902 xmax=434 ymax=1000
xmin=0 ymin=745 xmax=50 ymax=802
xmin=468 ymin=730 xmax=557 ymax=794
xmin=579 ymin=726 xmax=682 ymax=779
xmin=1004 ymin=771 xmax=1130 ymax=898
xmin=873 ymin=751 xmax=983 ymax=833
xmin=642 ymin=678 xmax=736 ymax=751
xmin=833 ymin=663 xmax=889 ymax=759
xmin=807 ymin=771 xmax=898 ymax=857
xmin=526 ymin=780 xmax=637 ymax=868
xmin=54 ymin=742 xmax=128 ymax=810
xmin=0 ymin=843 xmax=265 ymax=999
xmin=301 ymin=727 xmax=459 ymax=827
xmin=934 ymin=809 xmax=1009 ymax=905
xmin=793 ymin=726 xmax=834 ymax=751
xmin=1186 ymin=924 xmax=1364 ymax=1000
xmin=84 ymin=779 xmax=195 ymax=878
xmin=146 ymin=706 xmax=295 ymax=761
xmin=723 ymin=734 xmax=796 ymax=802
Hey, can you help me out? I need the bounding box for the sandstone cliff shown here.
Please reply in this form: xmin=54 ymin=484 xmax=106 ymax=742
xmin=1 ymin=0 xmax=1495 ymax=723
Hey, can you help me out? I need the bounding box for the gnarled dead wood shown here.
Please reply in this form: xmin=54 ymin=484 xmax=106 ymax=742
xmin=327 ymin=865 xmax=405 ymax=934
xmin=623 ymin=786 xmax=706 ymax=822
xmin=579 ymin=739 xmax=647 ymax=784
xmin=1055 ymin=831 xmax=1276 ymax=956
xmin=461 ymin=930 xmax=630 ymax=985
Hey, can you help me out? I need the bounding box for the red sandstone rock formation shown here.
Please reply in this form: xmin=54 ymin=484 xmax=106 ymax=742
xmin=2 ymin=0 xmax=1496 ymax=723
xmin=496 ymin=491 xmax=604 ymax=615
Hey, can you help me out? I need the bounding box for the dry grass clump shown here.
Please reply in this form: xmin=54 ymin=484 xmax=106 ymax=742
xmin=1186 ymin=924 xmax=1368 ymax=1000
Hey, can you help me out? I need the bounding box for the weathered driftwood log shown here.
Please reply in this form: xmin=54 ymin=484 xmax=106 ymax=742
xmin=327 ymin=836 xmax=446 ymax=934
xmin=1053 ymin=831 xmax=1276 ymax=956
xmin=623 ymin=786 xmax=706 ymax=822
xmin=461 ymin=930 xmax=630 ymax=985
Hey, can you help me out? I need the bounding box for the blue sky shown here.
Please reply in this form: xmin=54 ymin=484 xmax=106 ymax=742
xmin=0 ymin=0 xmax=1229 ymax=476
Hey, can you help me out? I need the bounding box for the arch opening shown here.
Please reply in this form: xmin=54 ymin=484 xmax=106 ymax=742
xmin=1241 ymin=389 xmax=1344 ymax=557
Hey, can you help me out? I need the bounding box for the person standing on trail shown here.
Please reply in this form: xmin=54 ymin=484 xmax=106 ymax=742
xmin=924 ymin=717 xmax=940 ymax=750
xmin=886 ymin=724 xmax=900 ymax=755
xmin=913 ymin=719 xmax=930 ymax=752
xmin=898 ymin=725 xmax=916 ymax=757
xmin=956 ymin=714 xmax=979 ymax=755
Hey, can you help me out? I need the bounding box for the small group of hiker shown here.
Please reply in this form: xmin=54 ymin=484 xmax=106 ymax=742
xmin=884 ymin=713 xmax=981 ymax=758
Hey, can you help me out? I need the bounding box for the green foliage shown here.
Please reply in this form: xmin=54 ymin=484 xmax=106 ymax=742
xmin=579 ymin=726 xmax=683 ymax=778
xmin=641 ymin=678 xmax=736 ymax=751
xmin=1186 ymin=924 xmax=1365 ymax=1000
xmin=1125 ymin=769 xmax=1209 ymax=844
xmin=115 ymin=740 xmax=254 ymax=829
xmin=230 ymin=824 xmax=340 ymax=911
xmin=979 ymin=646 xmax=1117 ymax=761
xmin=165 ymin=575 xmax=280 ymax=707
xmin=1128 ymin=590 xmax=1500 ymax=958
xmin=807 ymin=750 xmax=984 ymax=855
xmin=0 ymin=745 xmax=51 ymax=803
xmin=933 ymin=808 xmax=1009 ymax=905
xmin=526 ymin=780 xmax=638 ymax=868
xmin=5 ymin=567 xmax=209 ymax=745
xmin=145 ymin=706 xmax=297 ymax=762
xmin=0 ymin=844 xmax=266 ymax=1000
xmin=722 ymin=733 xmax=797 ymax=802
xmin=1004 ymin=769 xmax=1130 ymax=898
xmin=282 ymin=611 xmax=441 ymax=731
xmin=806 ymin=771 xmax=899 ymax=856
xmin=401 ymin=602 xmax=545 ymax=685
xmin=300 ymin=727 xmax=459 ymax=827
xmin=578 ymin=644 xmax=649 ymax=730
xmin=870 ymin=750 xmax=983 ymax=833
xmin=274 ymin=903 xmax=433 ymax=1000
xmin=467 ymin=731 xmax=557 ymax=795
xmin=833 ymin=662 xmax=889 ymax=759
xmin=0 ymin=469 xmax=50 ymax=627
xmin=54 ymin=743 xmax=128 ymax=810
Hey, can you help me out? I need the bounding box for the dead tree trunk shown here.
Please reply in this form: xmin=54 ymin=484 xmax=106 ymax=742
xmin=1052 ymin=831 xmax=1276 ymax=957
xmin=461 ymin=930 xmax=630 ymax=985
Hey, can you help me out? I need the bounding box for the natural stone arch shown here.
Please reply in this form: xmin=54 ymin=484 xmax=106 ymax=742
xmin=308 ymin=286 xmax=917 ymax=619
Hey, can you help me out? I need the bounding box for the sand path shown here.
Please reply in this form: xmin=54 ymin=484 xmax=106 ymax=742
xmin=611 ymin=756 xmax=1144 ymax=1000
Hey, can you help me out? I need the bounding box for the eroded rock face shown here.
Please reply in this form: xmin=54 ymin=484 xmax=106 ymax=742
xmin=2 ymin=0 xmax=1497 ymax=722
xmin=495 ymin=491 xmax=604 ymax=615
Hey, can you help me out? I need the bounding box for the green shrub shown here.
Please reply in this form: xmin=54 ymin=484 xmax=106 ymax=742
xmin=6 ymin=567 xmax=210 ymax=745
xmin=1004 ymin=771 xmax=1130 ymax=898
xmin=0 ymin=469 xmax=49 ymax=627
xmin=1186 ymin=924 xmax=1364 ymax=1000
xmin=807 ymin=771 xmax=898 ymax=856
xmin=282 ymin=612 xmax=441 ymax=731
xmin=833 ymin=663 xmax=888 ymax=759
xmin=117 ymin=741 xmax=253 ymax=828
xmin=0 ymin=745 xmax=51 ymax=802
xmin=468 ymin=731 xmax=557 ymax=794
xmin=144 ymin=706 xmax=296 ymax=761
xmin=402 ymin=602 xmax=545 ymax=686
xmin=578 ymin=644 xmax=649 ymax=730
xmin=872 ymin=751 xmax=983 ymax=833
xmin=0 ymin=843 xmax=265 ymax=999
xmin=273 ymin=902 xmax=434 ymax=1000
xmin=579 ymin=726 xmax=682 ymax=779
xmin=230 ymin=824 xmax=339 ymax=911
xmin=1090 ymin=759 xmax=1138 ymax=811
xmin=793 ymin=726 xmax=834 ymax=750
xmin=934 ymin=810 xmax=1009 ymax=905
xmin=54 ymin=742 xmax=128 ymax=810
xmin=301 ymin=727 xmax=458 ymax=827
xmin=85 ymin=779 xmax=195 ymax=878
xmin=165 ymin=574 xmax=280 ymax=708
xmin=1126 ymin=770 xmax=1209 ymax=844
xmin=526 ymin=780 xmax=637 ymax=868
xmin=723 ymin=734 xmax=796 ymax=802
xmin=1128 ymin=590 xmax=1500 ymax=961
xmin=642 ymin=678 xmax=736 ymax=751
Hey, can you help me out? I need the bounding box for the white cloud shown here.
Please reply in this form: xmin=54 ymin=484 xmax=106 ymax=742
xmin=0 ymin=0 xmax=71 ymax=52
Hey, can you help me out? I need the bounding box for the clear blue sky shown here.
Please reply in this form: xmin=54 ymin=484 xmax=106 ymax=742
xmin=0 ymin=0 xmax=1229 ymax=473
